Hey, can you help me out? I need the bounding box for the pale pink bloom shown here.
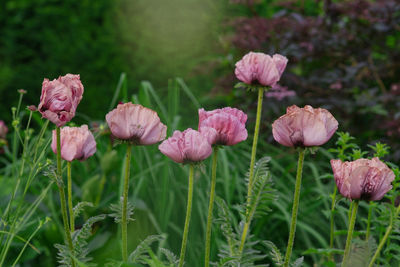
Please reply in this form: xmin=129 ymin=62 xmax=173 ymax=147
xmin=51 ymin=125 xmax=96 ymax=162
xmin=235 ymin=52 xmax=288 ymax=86
xmin=0 ymin=120 xmax=8 ymax=139
xmin=105 ymin=102 xmax=167 ymax=145
xmin=272 ymin=105 xmax=338 ymax=147
xmin=159 ymin=128 xmax=212 ymax=163
xmin=38 ymin=74 xmax=84 ymax=127
xmin=331 ymin=158 xmax=395 ymax=201
xmin=198 ymin=107 xmax=248 ymax=146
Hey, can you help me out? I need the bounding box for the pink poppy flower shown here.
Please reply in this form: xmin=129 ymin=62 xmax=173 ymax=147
xmin=272 ymin=105 xmax=338 ymax=147
xmin=235 ymin=52 xmax=288 ymax=86
xmin=38 ymin=74 xmax=84 ymax=127
xmin=159 ymin=128 xmax=213 ymax=163
xmin=105 ymin=102 xmax=167 ymax=145
xmin=198 ymin=107 xmax=248 ymax=146
xmin=0 ymin=120 xmax=8 ymax=139
xmin=331 ymin=158 xmax=395 ymax=201
xmin=51 ymin=125 xmax=96 ymax=162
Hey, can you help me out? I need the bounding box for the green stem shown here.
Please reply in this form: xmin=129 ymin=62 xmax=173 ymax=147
xmin=246 ymin=87 xmax=264 ymax=200
xmin=368 ymin=203 xmax=400 ymax=267
xmin=122 ymin=144 xmax=132 ymax=262
xmin=56 ymin=127 xmax=75 ymax=267
xmin=205 ymin=147 xmax=219 ymax=267
xmin=283 ymin=148 xmax=305 ymax=267
xmin=67 ymin=161 xmax=74 ymax=233
xmin=238 ymin=87 xmax=264 ymax=254
xmin=178 ymin=165 xmax=194 ymax=267
xmin=342 ymin=200 xmax=359 ymax=267
xmin=366 ymin=203 xmax=373 ymax=241
xmin=329 ymin=186 xmax=337 ymax=261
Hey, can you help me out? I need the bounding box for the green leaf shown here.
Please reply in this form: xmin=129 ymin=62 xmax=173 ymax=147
xmin=128 ymin=235 xmax=165 ymax=264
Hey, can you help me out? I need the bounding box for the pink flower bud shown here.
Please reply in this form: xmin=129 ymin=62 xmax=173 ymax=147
xmin=331 ymin=158 xmax=395 ymax=201
xmin=105 ymin=102 xmax=167 ymax=145
xmin=38 ymin=74 xmax=84 ymax=127
xmin=235 ymin=52 xmax=288 ymax=86
xmin=51 ymin=125 xmax=96 ymax=162
xmin=198 ymin=107 xmax=248 ymax=146
xmin=272 ymin=105 xmax=338 ymax=147
xmin=0 ymin=120 xmax=8 ymax=139
xmin=159 ymin=128 xmax=213 ymax=164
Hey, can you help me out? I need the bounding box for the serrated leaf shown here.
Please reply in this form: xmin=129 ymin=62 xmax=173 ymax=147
xmin=55 ymin=215 xmax=105 ymax=267
xmin=291 ymin=256 xmax=303 ymax=267
xmin=160 ymin=248 xmax=179 ymax=265
xmin=128 ymin=235 xmax=165 ymax=264
xmin=215 ymin=196 xmax=238 ymax=256
xmin=109 ymin=197 xmax=135 ymax=224
xmin=73 ymin=202 xmax=93 ymax=220
xmin=263 ymin=240 xmax=284 ymax=266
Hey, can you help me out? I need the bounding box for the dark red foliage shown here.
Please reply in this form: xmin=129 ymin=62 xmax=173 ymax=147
xmin=220 ymin=0 xmax=400 ymax=159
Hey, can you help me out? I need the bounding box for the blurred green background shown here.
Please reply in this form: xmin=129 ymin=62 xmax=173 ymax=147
xmin=0 ymin=0 xmax=228 ymax=122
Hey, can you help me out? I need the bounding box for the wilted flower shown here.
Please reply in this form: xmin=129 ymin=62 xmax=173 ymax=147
xmin=235 ymin=52 xmax=288 ymax=86
xmin=38 ymin=74 xmax=84 ymax=127
xmin=106 ymin=102 xmax=167 ymax=145
xmin=51 ymin=125 xmax=96 ymax=162
xmin=0 ymin=120 xmax=8 ymax=139
xmin=198 ymin=107 xmax=248 ymax=146
xmin=272 ymin=105 xmax=338 ymax=147
xmin=331 ymin=157 xmax=395 ymax=201
xmin=159 ymin=128 xmax=212 ymax=163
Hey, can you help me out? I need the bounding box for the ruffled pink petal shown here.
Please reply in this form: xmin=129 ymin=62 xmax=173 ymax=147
xmin=106 ymin=103 xmax=166 ymax=144
xmin=272 ymin=54 xmax=288 ymax=76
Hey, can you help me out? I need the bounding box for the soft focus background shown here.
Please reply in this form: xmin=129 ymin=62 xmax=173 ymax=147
xmin=1 ymin=0 xmax=400 ymax=266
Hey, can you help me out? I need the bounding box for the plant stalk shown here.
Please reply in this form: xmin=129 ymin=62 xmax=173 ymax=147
xmin=283 ymin=148 xmax=305 ymax=267
xmin=122 ymin=144 xmax=132 ymax=262
xmin=342 ymin=200 xmax=359 ymax=266
xmin=67 ymin=161 xmax=74 ymax=233
xmin=239 ymin=87 xmax=264 ymax=253
xmin=205 ymin=147 xmax=219 ymax=267
xmin=366 ymin=203 xmax=373 ymax=241
xmin=246 ymin=87 xmax=264 ymax=200
xmin=329 ymin=186 xmax=337 ymax=261
xmin=368 ymin=203 xmax=400 ymax=267
xmin=179 ymin=164 xmax=195 ymax=267
xmin=56 ymin=127 xmax=75 ymax=267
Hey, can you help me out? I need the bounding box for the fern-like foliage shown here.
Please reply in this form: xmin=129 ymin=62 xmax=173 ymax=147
xmin=346 ymin=238 xmax=377 ymax=266
xmin=215 ymin=196 xmax=239 ymax=255
xmin=55 ymin=215 xmax=106 ymax=267
xmin=215 ymin=157 xmax=276 ymax=266
xmin=109 ymin=197 xmax=135 ymax=224
xmin=263 ymin=241 xmax=284 ymax=266
xmin=244 ymin=156 xmax=276 ymax=221
xmin=291 ymin=256 xmax=304 ymax=267
xmin=160 ymin=248 xmax=179 ymax=266
xmin=128 ymin=235 xmax=165 ymax=264
xmin=73 ymin=201 xmax=93 ymax=220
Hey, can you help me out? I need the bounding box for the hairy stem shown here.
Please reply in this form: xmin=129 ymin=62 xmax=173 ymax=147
xmin=283 ymin=148 xmax=305 ymax=267
xmin=205 ymin=147 xmax=219 ymax=267
xmin=179 ymin=165 xmax=194 ymax=267
xmin=366 ymin=203 xmax=373 ymax=241
xmin=122 ymin=144 xmax=132 ymax=262
xmin=329 ymin=186 xmax=337 ymax=261
xmin=67 ymin=161 xmax=74 ymax=233
xmin=239 ymin=87 xmax=264 ymax=254
xmin=368 ymin=203 xmax=400 ymax=267
xmin=56 ymin=127 xmax=75 ymax=267
xmin=342 ymin=200 xmax=359 ymax=266
xmin=246 ymin=87 xmax=264 ymax=200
